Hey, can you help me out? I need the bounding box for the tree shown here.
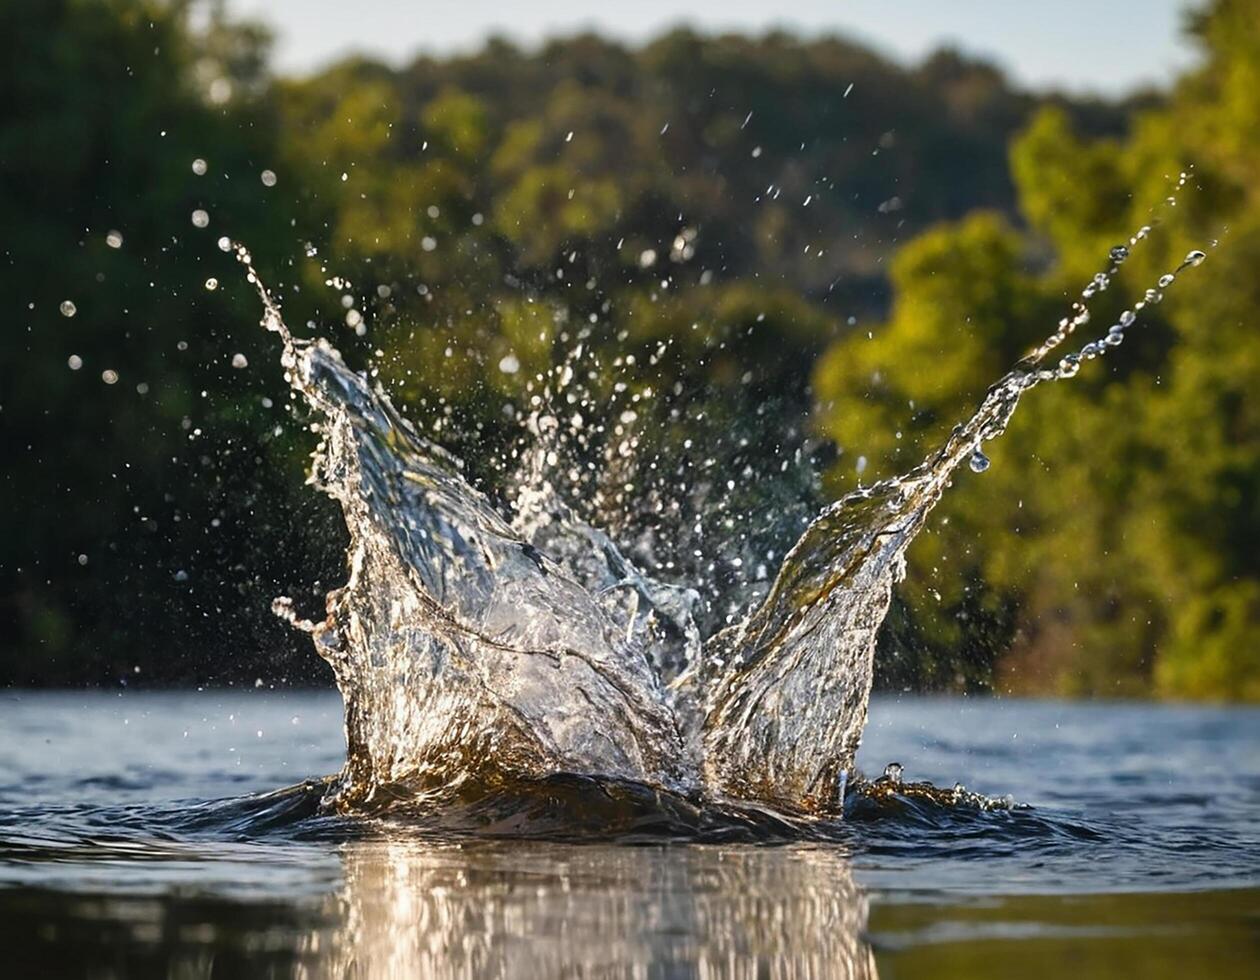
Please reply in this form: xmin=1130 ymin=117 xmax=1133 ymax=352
xmin=813 ymin=0 xmax=1260 ymax=700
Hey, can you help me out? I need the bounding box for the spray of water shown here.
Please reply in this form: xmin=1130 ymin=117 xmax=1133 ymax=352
xmin=230 ymin=195 xmax=1207 ymax=818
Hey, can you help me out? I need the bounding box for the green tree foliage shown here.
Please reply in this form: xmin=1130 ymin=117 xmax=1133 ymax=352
xmin=2 ymin=0 xmax=1252 ymax=702
xmin=0 ymin=0 xmax=345 ymax=685
xmin=814 ymin=0 xmax=1260 ymax=701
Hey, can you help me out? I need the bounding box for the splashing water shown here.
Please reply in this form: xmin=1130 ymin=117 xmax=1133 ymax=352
xmin=231 ymin=213 xmax=1207 ymax=821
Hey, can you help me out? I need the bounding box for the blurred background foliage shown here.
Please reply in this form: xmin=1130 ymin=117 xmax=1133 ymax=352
xmin=1 ymin=0 xmax=1255 ymax=699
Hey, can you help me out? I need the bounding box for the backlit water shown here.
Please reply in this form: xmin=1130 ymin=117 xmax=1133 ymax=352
xmin=226 ymin=222 xmax=1207 ymax=822
xmin=1 ymin=691 xmax=1256 ymax=977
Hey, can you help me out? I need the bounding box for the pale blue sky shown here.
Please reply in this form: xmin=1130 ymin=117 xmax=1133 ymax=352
xmin=225 ymin=0 xmax=1203 ymax=95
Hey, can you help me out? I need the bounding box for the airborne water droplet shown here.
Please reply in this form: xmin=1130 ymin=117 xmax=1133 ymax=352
xmin=204 ymin=278 xmax=218 ymax=291
xmin=882 ymin=762 xmax=904 ymax=785
xmin=969 ymin=449 xmax=990 ymax=473
xmin=1109 ymin=244 xmax=1129 ymax=262
xmin=59 ymin=300 xmax=77 ymax=318
xmin=191 ymin=158 xmax=207 ymax=176
xmin=1185 ymin=249 xmax=1206 ymax=267
xmin=191 ymin=209 xmax=210 ymax=228
xmin=260 ymin=169 xmax=277 ymax=187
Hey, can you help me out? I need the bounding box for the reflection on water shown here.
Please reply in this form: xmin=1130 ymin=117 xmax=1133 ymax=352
xmin=3 ymin=838 xmax=877 ymax=979
xmin=7 ymin=835 xmax=1259 ymax=979
xmin=869 ymin=889 xmax=1260 ymax=980
xmin=308 ymin=840 xmax=874 ymax=978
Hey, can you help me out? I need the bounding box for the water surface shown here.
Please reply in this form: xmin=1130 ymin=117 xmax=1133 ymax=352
xmin=1 ymin=691 xmax=1255 ymax=977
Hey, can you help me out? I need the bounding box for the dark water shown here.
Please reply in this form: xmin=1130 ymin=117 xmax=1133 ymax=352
xmin=1 ymin=691 xmax=1256 ymax=977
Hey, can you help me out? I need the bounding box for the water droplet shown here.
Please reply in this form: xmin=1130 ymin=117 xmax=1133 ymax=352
xmin=1109 ymin=244 xmax=1129 ymax=262
xmin=204 ymin=277 xmax=218 ymax=291
xmin=191 ymin=209 xmax=210 ymax=228
xmin=231 ymin=353 xmax=248 ymax=369
xmin=101 ymin=369 xmax=119 ymax=385
xmin=67 ymin=354 xmax=83 ymax=370
xmin=498 ymin=354 xmax=520 ymax=375
xmin=969 ymin=449 xmax=990 ymax=473
xmin=174 ymin=570 xmax=189 ymax=582
xmin=1158 ymin=273 xmax=1174 ymax=288
xmin=882 ymin=762 xmax=904 ymax=785
xmin=105 ymin=230 xmax=124 ymax=249
xmin=191 ymin=158 xmax=207 ymax=176
xmin=1058 ymin=354 xmax=1080 ymax=378
xmin=59 ymin=300 xmax=77 ymax=317
xmin=1120 ymin=310 xmax=1136 ymax=327
xmin=1185 ymin=249 xmax=1206 ymax=267
xmin=260 ymin=169 xmax=277 ymax=187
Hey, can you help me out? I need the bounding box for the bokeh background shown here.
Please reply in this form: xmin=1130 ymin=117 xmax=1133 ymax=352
xmin=2 ymin=0 xmax=1256 ymax=700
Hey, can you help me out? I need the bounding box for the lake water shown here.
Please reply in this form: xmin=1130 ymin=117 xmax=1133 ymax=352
xmin=0 ymin=690 xmax=1256 ymax=977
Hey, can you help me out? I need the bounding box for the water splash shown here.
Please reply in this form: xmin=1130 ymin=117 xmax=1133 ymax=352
xmin=230 ymin=209 xmax=1206 ymax=818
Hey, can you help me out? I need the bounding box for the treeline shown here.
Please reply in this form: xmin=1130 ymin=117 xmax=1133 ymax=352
xmin=0 ymin=0 xmax=1254 ymax=699
xmin=818 ymin=0 xmax=1260 ymax=700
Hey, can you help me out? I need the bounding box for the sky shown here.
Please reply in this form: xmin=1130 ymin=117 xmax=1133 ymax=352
xmin=224 ymin=0 xmax=1203 ymax=96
